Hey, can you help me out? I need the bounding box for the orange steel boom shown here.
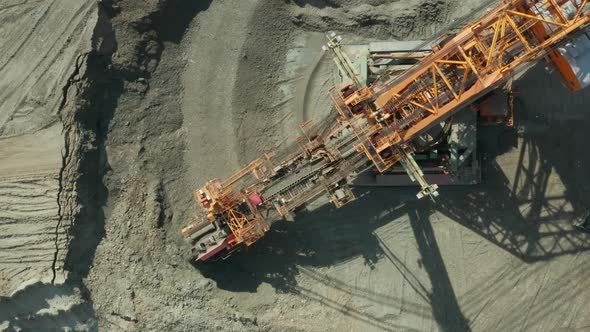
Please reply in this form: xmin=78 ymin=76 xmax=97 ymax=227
xmin=183 ymin=0 xmax=590 ymax=262
xmin=333 ymin=0 xmax=590 ymax=174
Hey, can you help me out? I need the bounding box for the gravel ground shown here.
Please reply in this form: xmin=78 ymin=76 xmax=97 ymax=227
xmin=1 ymin=0 xmax=589 ymax=331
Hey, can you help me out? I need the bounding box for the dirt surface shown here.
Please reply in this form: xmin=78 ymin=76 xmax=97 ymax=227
xmin=0 ymin=0 xmax=96 ymax=297
xmin=1 ymin=0 xmax=590 ymax=331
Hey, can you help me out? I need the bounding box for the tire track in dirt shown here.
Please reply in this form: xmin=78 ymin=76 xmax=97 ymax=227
xmin=0 ymin=174 xmax=60 ymax=295
xmin=0 ymin=0 xmax=95 ymax=137
xmin=0 ymin=0 xmax=96 ymax=297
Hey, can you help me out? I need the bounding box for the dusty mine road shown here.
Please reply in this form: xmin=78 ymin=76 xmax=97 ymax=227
xmin=0 ymin=0 xmax=589 ymax=331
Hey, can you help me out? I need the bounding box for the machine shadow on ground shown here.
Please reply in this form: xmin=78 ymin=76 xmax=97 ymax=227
xmin=438 ymin=64 xmax=590 ymax=263
xmin=407 ymin=203 xmax=471 ymax=332
xmin=198 ymin=186 xmax=476 ymax=330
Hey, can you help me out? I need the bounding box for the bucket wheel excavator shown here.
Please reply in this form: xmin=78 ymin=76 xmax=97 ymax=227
xmin=183 ymin=0 xmax=590 ymax=262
